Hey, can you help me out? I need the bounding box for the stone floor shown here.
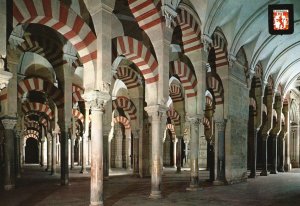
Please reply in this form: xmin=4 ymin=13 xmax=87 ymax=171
xmin=1 ymin=165 xmax=300 ymax=206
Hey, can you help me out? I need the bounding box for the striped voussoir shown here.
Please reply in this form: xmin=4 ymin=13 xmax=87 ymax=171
xmin=24 ymin=133 xmax=39 ymax=140
xmin=112 ymin=96 xmax=137 ymax=120
xmin=113 ymin=116 xmax=131 ymax=129
xmin=205 ymin=95 xmax=213 ymax=108
xmin=22 ymin=102 xmax=54 ymax=120
xmin=202 ymin=117 xmax=210 ymax=129
xmin=169 ymin=83 xmax=184 ymax=102
xmin=13 ymin=0 xmax=96 ymax=69
xmin=115 ymin=36 xmax=158 ymax=84
xmin=171 ymin=60 xmax=197 ymax=98
xmin=128 ymin=0 xmax=162 ymax=31
xmin=25 ymin=111 xmax=49 ymax=128
xmin=72 ymin=84 xmax=83 ymax=104
xmin=166 ymin=123 xmax=176 ymax=138
xmin=175 ymin=8 xmax=202 ymax=53
xmin=114 ymin=66 xmax=141 ymax=89
xmin=166 ymin=109 xmax=180 ymax=126
xmin=18 ymin=77 xmax=64 ymax=107
xmin=72 ymin=109 xmax=84 ymax=124
xmin=24 ymin=129 xmax=39 ymax=138
xmin=207 ymin=76 xmax=223 ymax=104
xmin=25 ymin=120 xmax=40 ymax=131
xmin=212 ymin=33 xmax=228 ymax=68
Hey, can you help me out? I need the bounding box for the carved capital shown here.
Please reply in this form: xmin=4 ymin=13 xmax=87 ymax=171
xmin=1 ymin=117 xmax=17 ymax=130
xmin=82 ymin=90 xmax=111 ymax=112
xmin=161 ymin=0 xmax=180 ymax=28
xmin=215 ymin=119 xmax=227 ymax=131
xmin=187 ymin=115 xmax=201 ymax=126
xmin=201 ymin=34 xmax=212 ymax=52
xmin=144 ymin=105 xmax=168 ymax=122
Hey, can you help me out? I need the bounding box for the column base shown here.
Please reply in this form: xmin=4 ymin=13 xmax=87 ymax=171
xmin=50 ymin=172 xmax=57 ymax=176
xmin=260 ymin=170 xmax=269 ymax=176
xmin=213 ymin=180 xmax=225 ymax=186
xmin=248 ymin=173 xmax=256 ymax=178
xmin=89 ymin=201 xmax=103 ymax=206
xmin=4 ymin=184 xmax=15 ymax=191
xmin=278 ymin=168 xmax=285 ymax=172
xmin=186 ymin=184 xmax=201 ymax=191
xmin=284 ymin=163 xmax=292 ymax=171
xmin=270 ymin=170 xmax=278 ymax=174
xmin=80 ymin=170 xmax=88 ymax=174
xmin=149 ymin=191 xmax=162 ymax=199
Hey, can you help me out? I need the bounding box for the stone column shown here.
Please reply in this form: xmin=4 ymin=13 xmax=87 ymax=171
xmin=45 ymin=133 xmax=52 ymax=172
xmin=260 ymin=134 xmax=269 ymax=176
xmin=282 ymin=103 xmax=291 ymax=171
xmin=214 ymin=120 xmax=227 ymax=185
xmin=145 ymin=105 xmax=167 ymax=199
xmin=126 ymin=129 xmax=132 ymax=170
xmin=1 ymin=117 xmax=17 ymax=190
xmin=84 ymin=91 xmax=110 ymax=206
xmin=172 ymin=138 xmax=177 ymax=168
xmin=51 ymin=131 xmax=57 ymax=175
xmin=40 ymin=138 xmax=45 ymax=167
xmin=260 ymin=92 xmax=274 ymax=176
xmin=133 ymin=134 xmax=139 ymax=174
xmin=80 ymin=134 xmax=88 ymax=173
xmin=248 ymin=127 xmax=258 ymax=178
xmin=176 ymin=136 xmax=182 ymax=173
xmin=59 ymin=121 xmax=71 ymax=185
xmin=70 ymin=137 xmax=75 ymax=170
xmin=277 ymin=131 xmax=285 ymax=172
xmin=184 ymin=141 xmax=189 ymax=167
xmin=187 ymin=116 xmax=200 ymax=190
xmin=15 ymin=126 xmax=21 ymax=178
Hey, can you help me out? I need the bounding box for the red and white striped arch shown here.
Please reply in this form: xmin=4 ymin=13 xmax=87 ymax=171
xmin=167 ymin=109 xmax=180 ymax=126
xmin=169 ymin=83 xmax=184 ymax=102
xmin=24 ymin=129 xmax=39 ymax=137
xmin=22 ymin=102 xmax=54 ymax=120
xmin=205 ymin=90 xmax=214 ymax=108
xmin=113 ymin=116 xmax=131 ymax=129
xmin=175 ymin=7 xmax=202 ymax=53
xmin=72 ymin=84 xmax=83 ymax=104
xmin=212 ymin=32 xmax=228 ymax=68
xmin=112 ymin=96 xmax=137 ymax=120
xmin=115 ymin=36 xmax=158 ymax=84
xmin=13 ymin=0 xmax=96 ymax=68
xmin=207 ymin=76 xmax=223 ymax=104
xmin=24 ymin=133 xmax=39 ymax=140
xmin=72 ymin=109 xmax=84 ymax=124
xmin=114 ymin=66 xmax=141 ymax=89
xmin=128 ymin=0 xmax=162 ymax=31
xmin=0 ymin=87 xmax=8 ymax=103
xmin=171 ymin=60 xmax=197 ymax=98
xmin=24 ymin=114 xmax=48 ymax=128
xmin=202 ymin=117 xmax=210 ymax=129
xmin=166 ymin=123 xmax=176 ymax=138
xmin=18 ymin=77 xmax=64 ymax=107
xmin=25 ymin=120 xmax=40 ymax=130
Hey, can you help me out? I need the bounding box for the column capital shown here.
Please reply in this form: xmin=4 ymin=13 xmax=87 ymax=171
xmin=187 ymin=115 xmax=202 ymax=126
xmin=215 ymin=119 xmax=227 ymax=132
xmin=82 ymin=90 xmax=110 ymax=112
xmin=144 ymin=105 xmax=168 ymax=121
xmin=161 ymin=0 xmax=180 ymax=28
xmin=1 ymin=116 xmax=17 ymax=130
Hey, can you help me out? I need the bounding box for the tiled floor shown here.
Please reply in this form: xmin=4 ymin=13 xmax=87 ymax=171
xmin=1 ymin=165 xmax=300 ymax=205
